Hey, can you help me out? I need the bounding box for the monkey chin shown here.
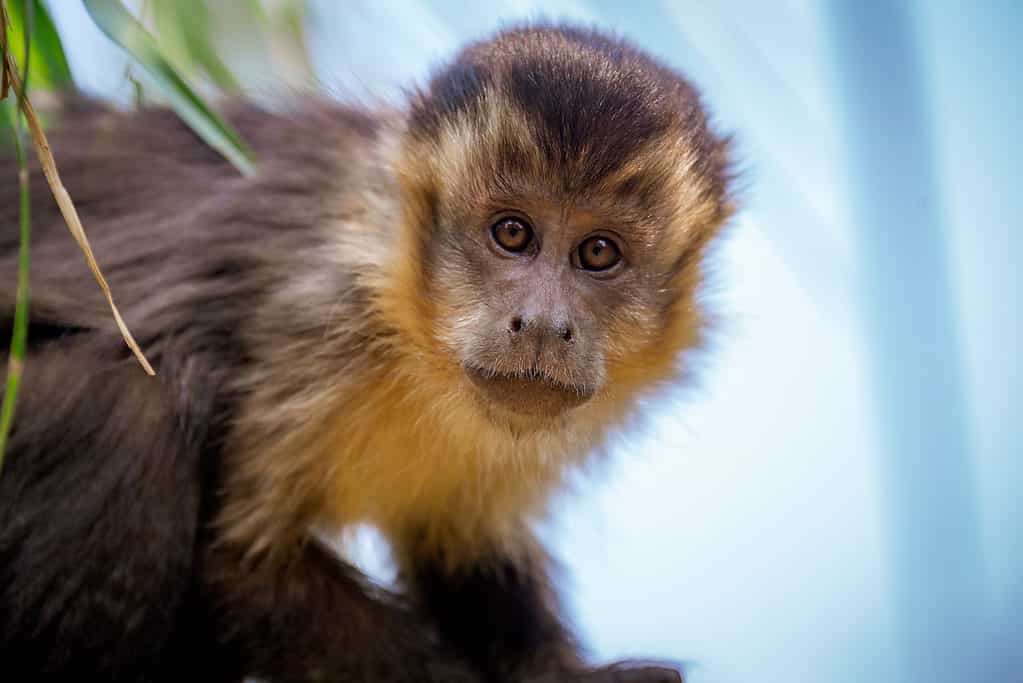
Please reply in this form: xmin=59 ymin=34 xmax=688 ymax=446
xmin=464 ymin=365 xmax=595 ymax=420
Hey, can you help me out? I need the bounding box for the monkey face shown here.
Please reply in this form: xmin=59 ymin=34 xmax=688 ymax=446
xmin=433 ymin=200 xmax=619 ymax=417
xmin=419 ymin=182 xmax=712 ymax=422
xmin=393 ymin=25 xmax=734 ymax=426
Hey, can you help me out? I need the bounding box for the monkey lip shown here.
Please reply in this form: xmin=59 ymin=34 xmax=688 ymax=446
xmin=464 ymin=365 xmax=594 ymax=417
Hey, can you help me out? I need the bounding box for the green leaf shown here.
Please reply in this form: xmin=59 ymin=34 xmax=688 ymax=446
xmin=2 ymin=0 xmax=72 ymax=147
xmin=5 ymin=0 xmax=72 ymax=90
xmin=82 ymin=0 xmax=257 ymax=177
xmin=150 ymin=0 xmax=240 ymax=92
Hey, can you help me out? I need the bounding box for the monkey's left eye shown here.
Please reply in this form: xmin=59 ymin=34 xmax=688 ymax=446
xmin=491 ymin=218 xmax=534 ymax=253
xmin=577 ymin=236 xmax=622 ymax=272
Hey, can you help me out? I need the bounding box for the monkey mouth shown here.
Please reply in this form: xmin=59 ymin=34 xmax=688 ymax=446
xmin=464 ymin=365 xmax=595 ymax=417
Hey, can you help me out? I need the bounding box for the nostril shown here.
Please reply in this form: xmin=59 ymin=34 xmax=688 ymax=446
xmin=561 ymin=326 xmax=574 ymax=343
xmin=510 ymin=316 xmax=523 ymax=333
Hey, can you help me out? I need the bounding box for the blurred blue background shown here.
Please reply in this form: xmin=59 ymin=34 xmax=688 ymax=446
xmin=46 ymin=1 xmax=1020 ymax=682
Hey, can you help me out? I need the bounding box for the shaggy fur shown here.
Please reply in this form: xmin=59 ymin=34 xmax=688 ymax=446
xmin=0 ymin=24 xmax=732 ymax=683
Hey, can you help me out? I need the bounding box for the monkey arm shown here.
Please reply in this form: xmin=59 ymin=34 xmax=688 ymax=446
xmin=399 ymin=530 xmax=682 ymax=683
xmin=403 ymin=542 xmax=579 ymax=682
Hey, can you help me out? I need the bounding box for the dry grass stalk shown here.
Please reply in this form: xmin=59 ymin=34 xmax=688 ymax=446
xmin=1 ymin=0 xmax=155 ymax=375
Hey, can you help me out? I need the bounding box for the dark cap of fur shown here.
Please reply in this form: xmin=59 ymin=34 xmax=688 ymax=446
xmin=408 ymin=23 xmax=730 ymax=199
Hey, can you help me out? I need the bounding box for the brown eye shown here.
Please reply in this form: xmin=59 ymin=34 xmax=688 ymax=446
xmin=491 ymin=218 xmax=534 ymax=253
xmin=577 ymin=236 xmax=622 ymax=271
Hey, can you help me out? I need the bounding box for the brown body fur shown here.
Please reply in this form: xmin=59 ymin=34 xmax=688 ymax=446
xmin=0 ymin=24 xmax=732 ymax=683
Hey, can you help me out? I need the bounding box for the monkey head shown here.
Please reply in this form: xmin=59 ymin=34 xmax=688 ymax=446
xmin=387 ymin=25 xmax=733 ymax=426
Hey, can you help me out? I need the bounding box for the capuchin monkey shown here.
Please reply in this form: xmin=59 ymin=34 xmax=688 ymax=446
xmin=0 ymin=23 xmax=733 ymax=683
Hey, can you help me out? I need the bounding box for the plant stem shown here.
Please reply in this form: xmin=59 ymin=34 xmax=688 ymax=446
xmin=0 ymin=0 xmax=33 ymax=470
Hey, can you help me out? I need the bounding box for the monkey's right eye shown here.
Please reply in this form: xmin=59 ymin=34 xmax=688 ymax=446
xmin=491 ymin=218 xmax=534 ymax=253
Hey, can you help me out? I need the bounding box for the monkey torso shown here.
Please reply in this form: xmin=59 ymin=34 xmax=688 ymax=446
xmin=0 ymin=98 xmax=633 ymax=570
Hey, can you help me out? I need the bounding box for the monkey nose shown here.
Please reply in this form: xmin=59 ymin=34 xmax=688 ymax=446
xmin=508 ymin=315 xmax=574 ymax=344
